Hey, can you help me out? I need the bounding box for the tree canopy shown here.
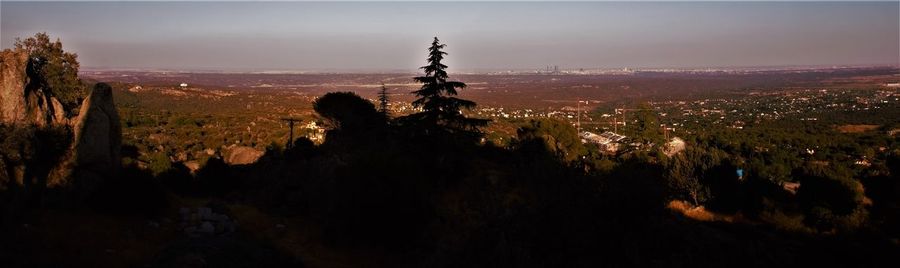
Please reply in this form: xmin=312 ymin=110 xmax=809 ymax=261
xmin=796 ymin=163 xmax=868 ymax=231
xmin=15 ymin=32 xmax=84 ymax=114
xmin=313 ymin=91 xmax=383 ymax=133
xmin=516 ymin=118 xmax=586 ymax=162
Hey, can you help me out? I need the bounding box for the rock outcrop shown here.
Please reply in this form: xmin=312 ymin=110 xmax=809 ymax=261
xmin=0 ymin=49 xmax=68 ymax=127
xmin=2 ymin=47 xmax=122 ymax=198
xmin=179 ymin=206 xmax=238 ymax=237
xmin=25 ymin=88 xmax=68 ymax=128
xmin=71 ymin=83 xmax=122 ymax=187
xmin=223 ymin=146 xmax=264 ymax=165
xmin=0 ymin=50 xmax=28 ymax=124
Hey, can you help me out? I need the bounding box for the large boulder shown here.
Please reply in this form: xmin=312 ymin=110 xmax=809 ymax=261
xmin=223 ymin=146 xmax=264 ymax=165
xmin=24 ymin=88 xmax=67 ymax=128
xmin=1 ymin=49 xmax=68 ymax=127
xmin=71 ymin=83 xmax=122 ymax=185
xmin=0 ymin=49 xmax=28 ymax=124
xmin=1 ymin=49 xmax=122 ymax=205
xmin=2 ymin=49 xmax=73 ymax=190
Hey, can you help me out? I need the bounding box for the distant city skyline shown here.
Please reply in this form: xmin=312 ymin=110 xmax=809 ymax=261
xmin=2 ymin=1 xmax=898 ymax=72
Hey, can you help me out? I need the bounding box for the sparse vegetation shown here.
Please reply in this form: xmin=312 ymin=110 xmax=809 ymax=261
xmin=1 ymin=33 xmax=898 ymax=268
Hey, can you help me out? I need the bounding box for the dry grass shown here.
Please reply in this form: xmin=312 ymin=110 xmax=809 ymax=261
xmin=668 ymin=200 xmax=817 ymax=234
xmin=227 ymin=204 xmax=383 ymax=268
xmin=758 ymin=210 xmax=813 ymax=234
xmin=667 ymin=200 xmax=735 ymax=222
xmin=836 ymin=124 xmax=880 ymax=133
xmin=3 ymin=194 xmax=387 ymax=267
xmin=3 ymin=208 xmax=177 ymax=267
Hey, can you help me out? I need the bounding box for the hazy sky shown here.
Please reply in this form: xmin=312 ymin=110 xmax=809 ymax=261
xmin=2 ymin=1 xmax=898 ymax=71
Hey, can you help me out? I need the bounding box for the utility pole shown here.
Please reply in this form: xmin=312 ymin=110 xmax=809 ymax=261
xmin=663 ymin=124 xmax=669 ymax=140
xmin=617 ymin=105 xmax=657 ymax=130
xmin=576 ymin=99 xmax=589 ymax=134
xmin=281 ymin=118 xmax=302 ymax=150
xmin=577 ymin=98 xmax=581 ymax=134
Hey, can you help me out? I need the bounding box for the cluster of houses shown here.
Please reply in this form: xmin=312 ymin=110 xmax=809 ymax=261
xmin=580 ymin=130 xmax=685 ymax=156
xmin=581 ymin=131 xmax=627 ymax=153
xmin=304 ymin=121 xmax=326 ymax=144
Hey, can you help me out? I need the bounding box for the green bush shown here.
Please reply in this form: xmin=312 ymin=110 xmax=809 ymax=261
xmin=797 ymin=163 xmax=869 ymax=232
xmin=147 ymin=151 xmax=172 ymax=177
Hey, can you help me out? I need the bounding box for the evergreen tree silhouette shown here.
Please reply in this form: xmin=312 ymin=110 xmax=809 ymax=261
xmin=409 ymin=37 xmax=488 ymax=133
xmin=378 ymin=83 xmax=390 ymax=117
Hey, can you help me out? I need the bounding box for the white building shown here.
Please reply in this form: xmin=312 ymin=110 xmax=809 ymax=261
xmin=581 ymin=131 xmax=626 ymax=153
xmin=305 ymin=121 xmax=326 ymax=144
xmin=665 ymin=137 xmax=686 ymax=156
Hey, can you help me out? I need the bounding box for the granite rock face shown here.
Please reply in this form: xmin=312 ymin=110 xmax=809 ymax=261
xmin=0 ymin=49 xmax=67 ymax=127
xmin=2 ymin=48 xmax=123 ymax=197
xmin=0 ymin=50 xmax=29 ymax=124
xmin=224 ymin=146 xmax=264 ymax=165
xmin=71 ymin=83 xmax=122 ymax=189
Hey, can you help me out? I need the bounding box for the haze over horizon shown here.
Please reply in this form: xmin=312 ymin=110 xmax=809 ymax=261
xmin=2 ymin=1 xmax=898 ymax=72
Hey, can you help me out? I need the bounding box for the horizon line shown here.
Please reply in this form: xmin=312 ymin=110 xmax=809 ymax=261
xmin=79 ymin=63 xmax=900 ymax=74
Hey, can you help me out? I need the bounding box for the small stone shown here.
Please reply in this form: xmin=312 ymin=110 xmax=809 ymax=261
xmin=199 ymin=222 xmax=215 ymax=234
xmin=148 ymin=221 xmax=160 ymax=228
xmin=224 ymin=222 xmax=237 ymax=233
xmin=198 ymin=207 xmax=213 ymax=219
xmin=175 ymin=253 xmax=207 ymax=267
xmin=204 ymin=212 xmax=219 ymax=221
xmin=275 ymin=224 xmax=286 ymax=229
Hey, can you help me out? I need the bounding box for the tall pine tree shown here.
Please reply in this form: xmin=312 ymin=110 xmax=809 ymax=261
xmin=409 ymin=37 xmax=488 ymax=133
xmin=378 ymin=83 xmax=390 ymax=117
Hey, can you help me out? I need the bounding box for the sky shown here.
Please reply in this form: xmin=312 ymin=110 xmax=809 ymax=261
xmin=1 ymin=1 xmax=898 ymax=72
